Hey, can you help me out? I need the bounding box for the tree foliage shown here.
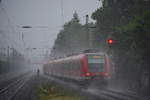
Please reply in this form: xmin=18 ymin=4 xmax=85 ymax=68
xmin=92 ymin=0 xmax=150 ymax=92
xmin=51 ymin=12 xmax=88 ymax=58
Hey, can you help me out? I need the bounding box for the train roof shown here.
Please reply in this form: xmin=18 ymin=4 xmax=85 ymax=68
xmin=45 ymin=52 xmax=107 ymax=64
xmin=48 ymin=54 xmax=84 ymax=63
xmin=84 ymin=52 xmax=106 ymax=56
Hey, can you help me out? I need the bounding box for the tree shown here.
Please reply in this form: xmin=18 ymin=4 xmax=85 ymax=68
xmin=92 ymin=0 xmax=150 ymax=93
xmin=51 ymin=12 xmax=88 ymax=58
xmin=72 ymin=11 xmax=80 ymax=23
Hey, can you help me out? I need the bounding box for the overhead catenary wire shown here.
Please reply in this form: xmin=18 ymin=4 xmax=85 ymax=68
xmin=0 ymin=2 xmax=22 ymax=50
xmin=0 ymin=31 xmax=20 ymax=47
xmin=18 ymin=25 xmax=63 ymax=31
xmin=0 ymin=3 xmax=17 ymax=36
xmin=60 ymin=0 xmax=64 ymax=25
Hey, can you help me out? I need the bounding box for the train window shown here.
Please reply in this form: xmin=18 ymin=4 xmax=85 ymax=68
xmin=88 ymin=55 xmax=105 ymax=72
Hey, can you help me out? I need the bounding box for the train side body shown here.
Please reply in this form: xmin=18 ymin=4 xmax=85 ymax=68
xmin=43 ymin=53 xmax=112 ymax=82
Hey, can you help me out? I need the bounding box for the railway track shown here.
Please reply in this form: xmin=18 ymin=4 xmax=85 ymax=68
xmin=85 ymin=88 xmax=147 ymax=100
xmin=102 ymin=89 xmax=144 ymax=100
xmin=0 ymin=71 xmax=32 ymax=100
xmin=43 ymin=74 xmax=148 ymax=100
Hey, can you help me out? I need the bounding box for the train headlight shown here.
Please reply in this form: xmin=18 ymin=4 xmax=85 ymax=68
xmin=86 ymin=72 xmax=90 ymax=76
xmin=104 ymin=72 xmax=109 ymax=76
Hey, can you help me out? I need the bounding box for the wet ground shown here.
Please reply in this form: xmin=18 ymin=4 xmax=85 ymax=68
xmin=1 ymin=71 xmax=149 ymax=100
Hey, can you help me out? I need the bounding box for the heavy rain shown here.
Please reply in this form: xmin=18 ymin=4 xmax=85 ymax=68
xmin=0 ymin=0 xmax=149 ymax=100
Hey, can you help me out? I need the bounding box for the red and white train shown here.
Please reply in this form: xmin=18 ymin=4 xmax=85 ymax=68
xmin=43 ymin=52 xmax=112 ymax=85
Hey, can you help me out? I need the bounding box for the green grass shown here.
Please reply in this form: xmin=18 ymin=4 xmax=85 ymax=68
xmin=37 ymin=83 xmax=84 ymax=100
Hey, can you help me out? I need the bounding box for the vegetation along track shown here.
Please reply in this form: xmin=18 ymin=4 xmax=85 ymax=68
xmin=43 ymin=74 xmax=147 ymax=100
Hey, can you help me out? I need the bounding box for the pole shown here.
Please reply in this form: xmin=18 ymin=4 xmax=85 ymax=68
xmin=86 ymin=15 xmax=90 ymax=48
xmin=89 ymin=26 xmax=95 ymax=48
xmin=7 ymin=46 xmax=9 ymax=72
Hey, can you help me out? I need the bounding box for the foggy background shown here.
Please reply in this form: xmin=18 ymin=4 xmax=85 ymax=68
xmin=0 ymin=0 xmax=101 ymax=63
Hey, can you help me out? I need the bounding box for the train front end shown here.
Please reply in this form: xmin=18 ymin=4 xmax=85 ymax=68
xmin=81 ymin=53 xmax=111 ymax=82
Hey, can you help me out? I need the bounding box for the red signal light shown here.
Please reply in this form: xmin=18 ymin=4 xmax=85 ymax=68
xmin=107 ymin=39 xmax=113 ymax=44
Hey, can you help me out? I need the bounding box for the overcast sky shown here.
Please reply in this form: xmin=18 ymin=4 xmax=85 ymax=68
xmin=0 ymin=0 xmax=101 ymax=60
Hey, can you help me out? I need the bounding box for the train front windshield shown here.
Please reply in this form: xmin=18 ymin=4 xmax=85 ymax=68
xmin=88 ymin=55 xmax=105 ymax=72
